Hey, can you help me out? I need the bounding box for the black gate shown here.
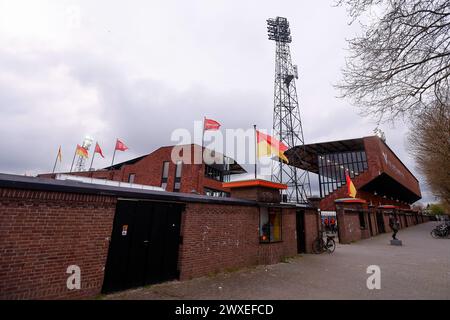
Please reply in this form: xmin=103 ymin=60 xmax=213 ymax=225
xmin=376 ymin=211 xmax=385 ymax=234
xmin=296 ymin=210 xmax=306 ymax=253
xmin=102 ymin=200 xmax=183 ymax=293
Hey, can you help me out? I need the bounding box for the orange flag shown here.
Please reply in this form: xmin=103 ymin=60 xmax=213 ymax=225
xmin=75 ymin=144 xmax=88 ymax=158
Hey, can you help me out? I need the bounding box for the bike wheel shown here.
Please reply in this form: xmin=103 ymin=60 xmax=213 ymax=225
xmin=431 ymin=230 xmax=439 ymax=238
xmin=326 ymin=239 xmax=336 ymax=254
xmin=312 ymin=238 xmax=324 ymax=254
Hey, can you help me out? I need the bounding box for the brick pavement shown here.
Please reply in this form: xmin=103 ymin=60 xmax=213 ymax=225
xmin=105 ymin=222 xmax=449 ymax=300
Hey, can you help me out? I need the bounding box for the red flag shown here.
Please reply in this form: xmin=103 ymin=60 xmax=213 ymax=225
xmin=115 ymin=139 xmax=128 ymax=151
xmin=204 ymin=118 xmax=221 ymax=131
xmin=94 ymin=142 xmax=104 ymax=158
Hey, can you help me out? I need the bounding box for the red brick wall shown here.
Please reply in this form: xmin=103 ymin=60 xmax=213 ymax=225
xmin=178 ymin=203 xmax=298 ymax=280
xmin=0 ymin=188 xmax=116 ymax=300
xmin=304 ymin=211 xmax=319 ymax=253
xmin=337 ymin=209 xmax=363 ymax=244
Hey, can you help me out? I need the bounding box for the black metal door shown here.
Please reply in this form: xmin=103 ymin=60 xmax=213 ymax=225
xmin=296 ymin=210 xmax=306 ymax=253
xmin=376 ymin=211 xmax=385 ymax=234
xmin=102 ymin=200 xmax=183 ymax=293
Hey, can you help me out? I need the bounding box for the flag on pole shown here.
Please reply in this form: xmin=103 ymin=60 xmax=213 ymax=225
xmin=75 ymin=144 xmax=88 ymax=158
xmin=345 ymin=171 xmax=357 ymax=198
xmin=204 ymin=118 xmax=221 ymax=131
xmin=94 ymin=142 xmax=105 ymax=158
xmin=115 ymin=139 xmax=128 ymax=151
xmin=57 ymin=146 xmax=62 ymax=162
xmin=256 ymin=130 xmax=289 ymax=163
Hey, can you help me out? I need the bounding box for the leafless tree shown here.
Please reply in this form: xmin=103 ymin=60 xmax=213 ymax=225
xmin=407 ymin=99 xmax=450 ymax=210
xmin=336 ymin=0 xmax=450 ymax=123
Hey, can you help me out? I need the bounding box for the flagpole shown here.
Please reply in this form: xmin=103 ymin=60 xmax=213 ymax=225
xmin=89 ymin=144 xmax=96 ymax=171
xmin=52 ymin=147 xmax=59 ymax=173
xmin=253 ymin=124 xmax=257 ymax=180
xmin=111 ymin=139 xmax=117 ymax=167
xmin=201 ymin=117 xmax=205 ymax=162
xmin=70 ymin=146 xmax=77 ymax=173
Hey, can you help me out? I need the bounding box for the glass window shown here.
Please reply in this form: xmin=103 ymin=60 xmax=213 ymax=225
xmin=161 ymin=161 xmax=169 ymax=189
xmin=162 ymin=161 xmax=169 ymax=178
xmin=259 ymin=207 xmax=282 ymax=243
xmin=175 ymin=161 xmax=182 ymax=178
xmin=174 ymin=161 xmax=182 ymax=192
xmin=128 ymin=173 xmax=135 ymax=184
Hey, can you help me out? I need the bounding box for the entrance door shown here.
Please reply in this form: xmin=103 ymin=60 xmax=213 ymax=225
xmin=296 ymin=210 xmax=306 ymax=253
xmin=367 ymin=212 xmax=374 ymax=236
xmin=376 ymin=211 xmax=385 ymax=233
xmin=102 ymin=200 xmax=183 ymax=293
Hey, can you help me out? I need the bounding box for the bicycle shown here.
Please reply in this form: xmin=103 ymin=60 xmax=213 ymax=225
xmin=312 ymin=230 xmax=336 ymax=254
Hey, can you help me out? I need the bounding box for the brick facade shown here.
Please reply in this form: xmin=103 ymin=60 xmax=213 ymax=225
xmin=318 ymin=136 xmax=421 ymax=211
xmin=0 ymin=174 xmax=319 ymax=299
xmin=0 ymin=188 xmax=116 ymax=299
xmin=335 ymin=200 xmax=430 ymax=244
xmin=178 ymin=203 xmax=298 ymax=280
xmin=39 ymin=144 xmax=241 ymax=195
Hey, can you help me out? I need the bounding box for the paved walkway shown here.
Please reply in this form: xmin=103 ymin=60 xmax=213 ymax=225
xmin=105 ymin=222 xmax=450 ymax=300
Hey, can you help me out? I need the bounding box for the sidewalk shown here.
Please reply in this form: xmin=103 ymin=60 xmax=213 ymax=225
xmin=105 ymin=222 xmax=450 ymax=300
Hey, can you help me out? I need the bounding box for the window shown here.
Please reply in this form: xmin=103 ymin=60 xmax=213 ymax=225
xmin=128 ymin=173 xmax=135 ymax=184
xmin=259 ymin=207 xmax=282 ymax=243
xmin=317 ymin=150 xmax=368 ymax=198
xmin=358 ymin=211 xmax=366 ymax=229
xmin=204 ymin=165 xmax=223 ymax=181
xmin=204 ymin=187 xmax=229 ymax=197
xmin=161 ymin=161 xmax=169 ymax=190
xmin=174 ymin=161 xmax=182 ymax=192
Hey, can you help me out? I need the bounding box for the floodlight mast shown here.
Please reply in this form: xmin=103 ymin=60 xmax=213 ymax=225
xmin=267 ymin=16 xmax=311 ymax=203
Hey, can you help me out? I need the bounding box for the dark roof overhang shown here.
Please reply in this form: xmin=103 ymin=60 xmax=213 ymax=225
xmin=285 ymin=137 xmax=366 ymax=174
xmin=360 ymin=173 xmax=421 ymax=204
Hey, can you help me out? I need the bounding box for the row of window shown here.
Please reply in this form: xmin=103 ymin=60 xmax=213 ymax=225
xmin=318 ymin=150 xmax=369 ymax=197
xmin=204 ymin=188 xmax=230 ymax=198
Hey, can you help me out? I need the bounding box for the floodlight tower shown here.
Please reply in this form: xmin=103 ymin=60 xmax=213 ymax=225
xmin=266 ymin=16 xmax=311 ymax=203
xmin=74 ymin=136 xmax=93 ymax=172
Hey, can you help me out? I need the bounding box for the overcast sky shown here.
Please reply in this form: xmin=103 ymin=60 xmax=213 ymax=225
xmin=0 ymin=0 xmax=433 ymax=204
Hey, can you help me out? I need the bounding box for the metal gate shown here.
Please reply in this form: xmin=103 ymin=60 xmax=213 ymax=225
xmin=102 ymin=200 xmax=183 ymax=293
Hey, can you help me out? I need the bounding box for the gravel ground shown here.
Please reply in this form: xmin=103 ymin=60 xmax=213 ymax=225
xmin=104 ymin=221 xmax=449 ymax=300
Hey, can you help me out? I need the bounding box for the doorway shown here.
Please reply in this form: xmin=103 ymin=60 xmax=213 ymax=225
xmin=296 ymin=210 xmax=306 ymax=253
xmin=376 ymin=211 xmax=385 ymax=234
xmin=102 ymin=200 xmax=183 ymax=293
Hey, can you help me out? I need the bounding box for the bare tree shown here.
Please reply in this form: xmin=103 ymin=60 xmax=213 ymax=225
xmin=407 ymin=99 xmax=450 ymax=210
xmin=336 ymin=0 xmax=450 ymax=122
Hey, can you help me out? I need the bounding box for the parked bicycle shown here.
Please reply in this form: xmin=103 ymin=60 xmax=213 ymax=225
xmin=431 ymin=222 xmax=449 ymax=239
xmin=312 ymin=230 xmax=336 ymax=254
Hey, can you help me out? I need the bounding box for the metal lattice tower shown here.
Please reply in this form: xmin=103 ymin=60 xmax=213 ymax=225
xmin=267 ymin=16 xmax=311 ymax=203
